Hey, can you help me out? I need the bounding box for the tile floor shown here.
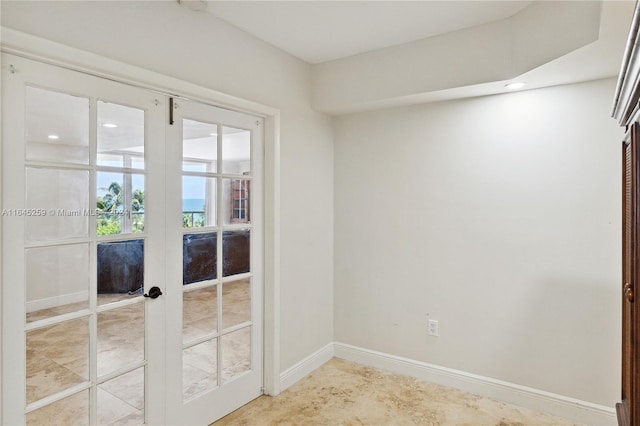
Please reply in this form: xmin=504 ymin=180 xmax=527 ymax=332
xmin=24 ymin=279 xmax=251 ymax=425
xmin=214 ymin=358 xmax=581 ymax=426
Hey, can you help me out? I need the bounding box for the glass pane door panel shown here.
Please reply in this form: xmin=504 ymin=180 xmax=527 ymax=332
xmin=26 ymin=244 xmax=90 ymax=323
xmin=97 ymin=303 xmax=144 ymax=377
xmin=130 ymin=173 xmax=145 ymax=233
xmin=26 ymin=390 xmax=89 ymax=426
xmin=183 ymin=176 xmax=216 ymax=228
xmin=26 ymin=168 xmax=89 ymax=241
xmin=96 ymin=172 xmax=124 ymax=235
xmin=3 ymin=56 xmax=169 ymax=426
xmin=223 ymin=178 xmax=250 ymax=225
xmin=183 ymin=232 xmax=217 ymax=285
xmin=97 ymin=367 xmax=144 ymax=425
xmin=221 ymin=126 xmax=250 ymax=175
xmin=183 ymin=161 xmax=208 ymax=172
xmin=221 ymin=327 xmax=251 ymax=382
xmin=183 ymin=119 xmax=217 ymax=172
xmin=183 ymin=339 xmax=217 ymax=400
xmin=222 ymin=230 xmax=250 ymax=277
xmin=183 ymin=285 xmax=218 ymax=343
xmin=26 ymin=86 xmax=89 ymax=165
xmin=221 ymin=279 xmax=250 ymax=329
xmin=97 ymin=239 xmax=144 ymax=304
xmin=97 ymin=172 xmax=145 ymax=235
xmin=97 ymin=101 xmax=145 ymax=168
xmin=131 ymin=156 xmax=145 ymax=170
xmin=26 ymin=317 xmax=89 ymax=404
xmin=96 ymin=153 xmax=122 ymax=168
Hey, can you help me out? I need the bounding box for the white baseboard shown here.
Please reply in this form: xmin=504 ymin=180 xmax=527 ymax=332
xmin=334 ymin=342 xmax=616 ymax=426
xmin=26 ymin=290 xmax=88 ymax=313
xmin=279 ymin=342 xmax=334 ymax=391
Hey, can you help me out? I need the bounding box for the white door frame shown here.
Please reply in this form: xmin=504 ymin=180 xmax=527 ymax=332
xmin=0 ymin=28 xmax=282 ymax=422
xmin=165 ymin=98 xmax=265 ymax=425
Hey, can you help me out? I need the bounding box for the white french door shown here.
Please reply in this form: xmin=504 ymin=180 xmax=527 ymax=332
xmin=164 ymin=93 xmax=264 ymax=426
xmin=1 ymin=54 xmax=264 ymax=425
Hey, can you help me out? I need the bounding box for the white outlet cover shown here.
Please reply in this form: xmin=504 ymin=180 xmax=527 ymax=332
xmin=428 ymin=319 xmax=439 ymax=336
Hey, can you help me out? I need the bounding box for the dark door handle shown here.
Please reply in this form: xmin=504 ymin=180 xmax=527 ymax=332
xmin=144 ymin=286 xmax=163 ymax=299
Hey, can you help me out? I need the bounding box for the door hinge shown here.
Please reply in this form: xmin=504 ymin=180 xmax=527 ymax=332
xmin=169 ymin=97 xmax=174 ymax=125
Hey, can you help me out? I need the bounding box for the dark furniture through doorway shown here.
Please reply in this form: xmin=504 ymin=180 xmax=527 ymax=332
xmin=97 ymin=230 xmax=251 ymax=294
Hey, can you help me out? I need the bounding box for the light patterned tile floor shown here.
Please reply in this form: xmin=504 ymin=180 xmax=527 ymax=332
xmin=25 ymin=279 xmax=251 ymax=425
xmin=215 ymin=358 xmax=580 ymax=426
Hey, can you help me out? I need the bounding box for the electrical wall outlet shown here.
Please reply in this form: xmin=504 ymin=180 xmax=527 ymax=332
xmin=428 ymin=319 xmax=439 ymax=337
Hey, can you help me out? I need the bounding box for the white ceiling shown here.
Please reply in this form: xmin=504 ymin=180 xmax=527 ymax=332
xmin=206 ymin=1 xmax=533 ymax=64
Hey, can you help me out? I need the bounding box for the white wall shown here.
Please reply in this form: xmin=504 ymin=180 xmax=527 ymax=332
xmin=1 ymin=0 xmax=334 ymax=372
xmin=334 ymin=79 xmax=622 ymax=407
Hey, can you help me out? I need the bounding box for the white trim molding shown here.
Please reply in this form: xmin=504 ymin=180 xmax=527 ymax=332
xmin=262 ymin=113 xmax=282 ymax=397
xmin=612 ymin=1 xmax=640 ymax=125
xmin=26 ymin=291 xmax=89 ymax=313
xmin=279 ymin=343 xmax=335 ymax=392
xmin=333 ymin=342 xmax=616 ymax=426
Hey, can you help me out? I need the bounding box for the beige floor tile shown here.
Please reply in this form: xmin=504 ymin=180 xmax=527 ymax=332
xmin=97 ymin=387 xmax=142 ymax=425
xmin=27 ymin=390 xmax=89 ymax=426
xmin=99 ymin=367 xmax=145 ymax=411
xmin=214 ymin=358 xmax=579 ymax=426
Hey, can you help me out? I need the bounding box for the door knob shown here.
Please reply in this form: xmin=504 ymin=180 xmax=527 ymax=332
xmin=625 ymin=282 xmax=634 ymax=303
xmin=144 ymin=286 xmax=163 ymax=299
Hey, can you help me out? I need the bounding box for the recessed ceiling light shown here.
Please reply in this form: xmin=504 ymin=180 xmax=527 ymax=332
xmin=505 ymin=82 xmax=526 ymax=90
xmin=209 ymin=132 xmax=216 ymax=136
xmin=47 ymin=134 xmax=59 ymax=140
xmin=102 ymin=123 xmax=118 ymax=128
